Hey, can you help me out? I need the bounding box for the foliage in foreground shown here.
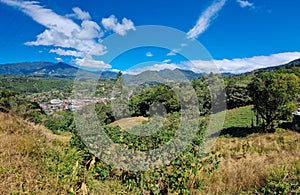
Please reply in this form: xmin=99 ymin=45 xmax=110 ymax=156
xmin=73 ymin=106 xmax=221 ymax=194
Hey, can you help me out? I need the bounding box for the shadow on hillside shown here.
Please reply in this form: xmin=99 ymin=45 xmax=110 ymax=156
xmin=209 ymin=122 xmax=300 ymax=139
xmin=279 ymin=122 xmax=300 ymax=133
xmin=207 ymin=127 xmax=258 ymax=138
xmin=279 ymin=122 xmax=293 ymax=129
xmin=219 ymin=127 xmax=258 ymax=138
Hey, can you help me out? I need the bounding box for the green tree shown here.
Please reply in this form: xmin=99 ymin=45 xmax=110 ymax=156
xmin=0 ymin=90 xmax=17 ymax=112
xmin=95 ymin=101 xmax=115 ymax=124
xmin=248 ymin=72 xmax=300 ymax=132
xmin=226 ymin=84 xmax=251 ymax=109
xmin=128 ymin=84 xmax=180 ymax=116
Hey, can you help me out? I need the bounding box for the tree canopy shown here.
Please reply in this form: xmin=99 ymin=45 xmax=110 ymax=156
xmin=248 ymin=72 xmax=300 ymax=132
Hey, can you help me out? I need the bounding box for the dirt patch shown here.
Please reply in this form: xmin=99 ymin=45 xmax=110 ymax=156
xmin=110 ymin=116 xmax=149 ymax=130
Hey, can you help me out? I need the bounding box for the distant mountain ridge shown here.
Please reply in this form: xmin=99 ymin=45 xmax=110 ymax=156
xmin=123 ymin=68 xmax=202 ymax=85
xmin=1 ymin=58 xmax=300 ymax=80
xmin=0 ymin=62 xmax=118 ymax=79
xmin=0 ymin=61 xmax=202 ymax=81
xmin=255 ymin=58 xmax=300 ymax=72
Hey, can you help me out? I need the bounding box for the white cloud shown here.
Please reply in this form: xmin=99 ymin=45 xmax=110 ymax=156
xmin=180 ymin=60 xmax=219 ymax=73
xmin=89 ymin=44 xmax=107 ymax=56
xmin=180 ymin=43 xmax=188 ymax=47
xmin=167 ymin=49 xmax=180 ymax=56
xmin=74 ymin=55 xmax=112 ymax=69
xmin=188 ymin=52 xmax=300 ymax=74
xmin=50 ymin=48 xmax=84 ymax=57
xmin=1 ymin=0 xmax=79 ymax=36
xmin=74 ymin=20 xmax=102 ymax=40
xmin=162 ymin=59 xmax=171 ymax=63
xmin=110 ymin=69 xmax=122 ymax=73
xmin=146 ymin=52 xmax=153 ymax=57
xmin=187 ymin=0 xmax=227 ymax=39
xmin=55 ymin=57 xmax=63 ymax=62
xmin=236 ymin=0 xmax=254 ymax=8
xmin=0 ymin=0 xmax=133 ymax=69
xmin=0 ymin=0 xmax=105 ymax=53
xmin=71 ymin=7 xmax=91 ymax=20
xmin=101 ymin=15 xmax=135 ymax=36
xmin=124 ymin=63 xmax=180 ymax=75
xmin=25 ymin=18 xmax=104 ymax=55
xmin=123 ymin=52 xmax=300 ymax=75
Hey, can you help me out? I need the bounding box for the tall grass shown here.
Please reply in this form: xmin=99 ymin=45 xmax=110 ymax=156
xmin=0 ymin=113 xmax=87 ymax=194
xmin=196 ymin=106 xmax=300 ymax=194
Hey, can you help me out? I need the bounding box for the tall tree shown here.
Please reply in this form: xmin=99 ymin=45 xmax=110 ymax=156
xmin=248 ymin=72 xmax=300 ymax=132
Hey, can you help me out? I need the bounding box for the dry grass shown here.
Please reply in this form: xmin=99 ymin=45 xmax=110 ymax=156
xmin=0 ymin=113 xmax=73 ymax=194
xmin=198 ymin=129 xmax=300 ymax=194
xmin=0 ymin=112 xmax=130 ymax=195
xmin=109 ymin=116 xmax=149 ymax=130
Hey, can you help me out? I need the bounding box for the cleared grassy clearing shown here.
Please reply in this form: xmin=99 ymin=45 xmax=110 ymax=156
xmin=109 ymin=116 xmax=149 ymax=130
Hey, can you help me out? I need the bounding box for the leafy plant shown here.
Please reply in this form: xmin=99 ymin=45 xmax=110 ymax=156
xmin=248 ymin=72 xmax=300 ymax=132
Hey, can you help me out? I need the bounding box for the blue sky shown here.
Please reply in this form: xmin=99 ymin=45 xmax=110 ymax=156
xmin=0 ymin=0 xmax=300 ymax=73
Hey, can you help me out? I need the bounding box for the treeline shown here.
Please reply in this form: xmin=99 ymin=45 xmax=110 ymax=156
xmin=0 ymin=75 xmax=73 ymax=94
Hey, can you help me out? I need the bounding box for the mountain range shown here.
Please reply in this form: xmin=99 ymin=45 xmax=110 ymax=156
xmin=0 ymin=61 xmax=203 ymax=81
xmin=0 ymin=59 xmax=299 ymax=81
xmin=0 ymin=62 xmax=118 ymax=79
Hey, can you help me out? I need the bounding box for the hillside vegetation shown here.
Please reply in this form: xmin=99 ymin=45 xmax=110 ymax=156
xmin=0 ymin=112 xmax=87 ymax=194
xmin=199 ymin=106 xmax=300 ymax=194
xmin=1 ymin=105 xmax=299 ymax=194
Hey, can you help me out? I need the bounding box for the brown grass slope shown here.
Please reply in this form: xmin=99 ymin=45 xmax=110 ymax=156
xmin=0 ymin=112 xmax=74 ymax=194
xmin=198 ymin=130 xmax=300 ymax=194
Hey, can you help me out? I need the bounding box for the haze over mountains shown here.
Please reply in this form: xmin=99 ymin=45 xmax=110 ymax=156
xmin=0 ymin=58 xmax=299 ymax=81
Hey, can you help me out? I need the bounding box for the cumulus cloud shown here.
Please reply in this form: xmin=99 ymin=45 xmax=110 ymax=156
xmin=50 ymin=48 xmax=84 ymax=57
xmin=146 ymin=52 xmax=153 ymax=57
xmin=70 ymin=7 xmax=91 ymax=20
xmin=187 ymin=0 xmax=227 ymax=39
xmin=0 ymin=0 xmax=135 ymax=69
xmin=74 ymin=20 xmax=103 ymax=40
xmin=74 ymin=55 xmax=111 ymax=69
xmin=236 ymin=0 xmax=255 ymax=8
xmin=24 ymin=17 xmax=104 ymax=54
xmin=101 ymin=15 xmax=135 ymax=36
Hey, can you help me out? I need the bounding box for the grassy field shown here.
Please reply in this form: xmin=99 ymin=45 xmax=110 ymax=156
xmin=0 ymin=113 xmax=89 ymax=194
xmin=197 ymin=106 xmax=300 ymax=194
xmin=109 ymin=116 xmax=149 ymax=130
xmin=220 ymin=105 xmax=256 ymax=138
xmin=223 ymin=105 xmax=254 ymax=129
